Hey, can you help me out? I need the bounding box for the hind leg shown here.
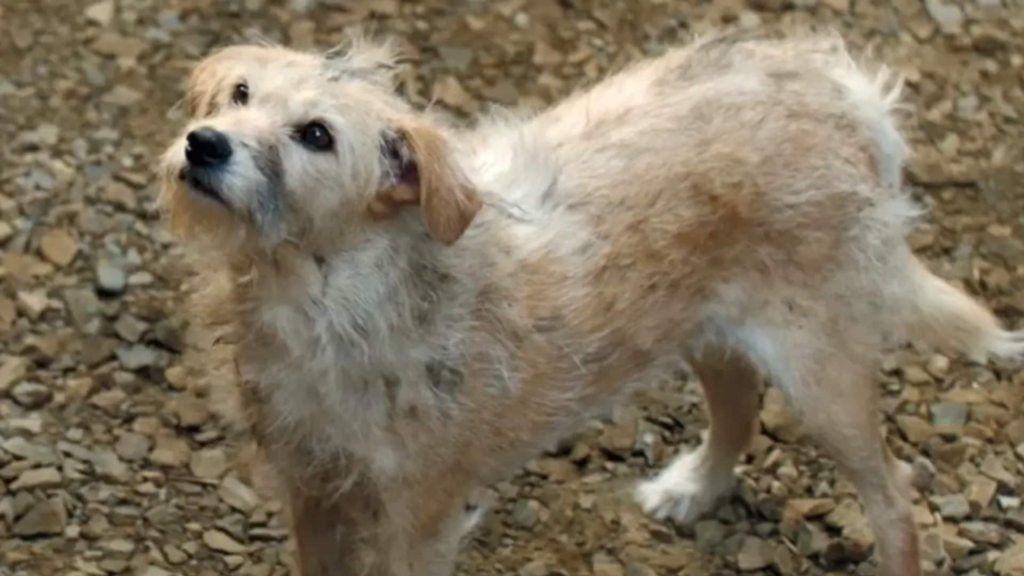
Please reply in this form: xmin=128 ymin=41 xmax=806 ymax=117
xmin=636 ymin=348 xmax=762 ymax=524
xmin=775 ymin=341 xmax=921 ymax=576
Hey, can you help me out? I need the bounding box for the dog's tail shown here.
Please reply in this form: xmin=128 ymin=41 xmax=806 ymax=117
xmin=903 ymin=256 xmax=1024 ymax=363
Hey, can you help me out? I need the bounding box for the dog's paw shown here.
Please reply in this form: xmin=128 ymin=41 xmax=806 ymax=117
xmin=634 ymin=452 xmax=733 ymax=526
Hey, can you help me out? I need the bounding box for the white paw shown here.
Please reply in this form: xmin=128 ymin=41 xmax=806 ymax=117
xmin=635 ymin=452 xmax=734 ymax=526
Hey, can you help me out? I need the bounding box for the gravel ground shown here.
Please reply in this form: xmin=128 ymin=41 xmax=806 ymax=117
xmin=1 ymin=0 xmax=1024 ymax=575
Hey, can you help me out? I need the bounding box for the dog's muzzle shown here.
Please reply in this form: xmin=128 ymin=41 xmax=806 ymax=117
xmin=180 ymin=127 xmax=232 ymax=204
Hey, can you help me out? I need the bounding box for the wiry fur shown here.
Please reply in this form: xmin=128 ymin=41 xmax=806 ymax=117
xmin=159 ymin=28 xmax=1024 ymax=576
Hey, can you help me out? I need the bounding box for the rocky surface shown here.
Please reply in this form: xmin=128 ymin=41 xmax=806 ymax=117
xmin=1 ymin=0 xmax=1023 ymax=575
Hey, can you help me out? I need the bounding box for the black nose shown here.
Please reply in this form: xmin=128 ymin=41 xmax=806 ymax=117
xmin=185 ymin=127 xmax=232 ymax=167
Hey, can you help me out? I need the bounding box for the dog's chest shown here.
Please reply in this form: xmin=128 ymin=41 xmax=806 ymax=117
xmin=240 ymin=301 xmax=468 ymax=476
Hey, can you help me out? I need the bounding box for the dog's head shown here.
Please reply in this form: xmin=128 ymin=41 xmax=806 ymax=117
xmin=160 ymin=38 xmax=482 ymax=254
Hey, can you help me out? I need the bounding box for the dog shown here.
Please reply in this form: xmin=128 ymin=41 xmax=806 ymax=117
xmin=159 ymin=29 xmax=1024 ymax=576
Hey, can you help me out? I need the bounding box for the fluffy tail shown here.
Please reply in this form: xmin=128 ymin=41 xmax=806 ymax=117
xmin=906 ymin=257 xmax=1024 ymax=363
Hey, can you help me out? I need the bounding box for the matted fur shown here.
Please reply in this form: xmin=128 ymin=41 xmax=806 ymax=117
xmin=160 ymin=28 xmax=1024 ymax=576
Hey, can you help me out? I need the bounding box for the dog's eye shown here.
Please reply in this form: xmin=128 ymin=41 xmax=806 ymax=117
xmin=232 ymin=83 xmax=249 ymax=106
xmin=298 ymin=122 xmax=334 ymax=152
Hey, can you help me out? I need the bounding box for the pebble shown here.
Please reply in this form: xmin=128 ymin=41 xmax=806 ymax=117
xmin=11 ymin=381 xmax=52 ymax=409
xmin=190 ymin=449 xmax=229 ymax=479
xmin=10 ymin=467 xmax=62 ymax=491
xmin=116 ymin=344 xmax=159 ymax=370
xmin=219 ymin=477 xmax=261 ymax=513
xmin=930 ymin=401 xmax=969 ymax=428
xmin=203 ymin=529 xmax=247 ymax=554
xmin=149 ymin=435 xmax=192 ymax=468
xmin=737 ymin=536 xmax=774 ymax=571
xmin=115 ymin=432 xmax=151 ymax=461
xmin=0 ymin=355 xmax=29 ymax=394
xmin=84 ymin=0 xmax=116 ymax=27
xmin=96 ymin=259 xmax=128 ymax=295
xmin=930 ymin=494 xmax=971 ymax=520
xmin=90 ymin=33 xmax=148 ymax=59
xmin=512 ymin=498 xmax=541 ymax=529
xmin=13 ymin=498 xmax=67 ymax=537
xmin=760 ymin=387 xmax=801 ymax=443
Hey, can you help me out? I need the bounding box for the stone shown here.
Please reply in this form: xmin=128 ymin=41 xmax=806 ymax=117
xmin=433 ymin=76 xmax=478 ymax=114
xmin=190 ymin=449 xmax=229 ymax=479
xmin=38 ymin=229 xmax=78 ymax=267
xmin=114 ymin=432 xmax=151 ymax=461
xmin=203 ymin=529 xmax=247 ymax=554
xmin=995 ymin=542 xmax=1024 ymax=575
xmin=10 ymin=467 xmax=62 ymax=491
xmin=512 ymin=498 xmax=541 ymax=529
xmin=592 ymin=552 xmax=624 ymax=576
xmin=84 ymin=0 xmax=116 ymax=27
xmin=980 ymin=455 xmax=1016 ymax=488
xmin=966 ymin=475 xmax=998 ymax=512
xmin=92 ymin=449 xmax=131 ymax=483
xmin=116 ymin=344 xmax=159 ymax=370
xmin=149 ymin=436 xmax=191 ymax=468
xmin=923 ymin=0 xmax=964 ymax=28
xmin=930 ymin=401 xmax=969 ymax=428
xmin=0 ymin=356 xmax=29 ymax=394
xmin=219 ymin=477 xmax=261 ymax=513
xmin=96 ymin=259 xmax=128 ymax=295
xmin=173 ymin=395 xmax=210 ymax=428
xmin=930 ymin=494 xmax=970 ymax=520
xmin=102 ymin=86 xmax=143 ymax=106
xmin=761 ymin=387 xmax=801 ymax=443
xmin=783 ymin=498 xmax=835 ymax=520
xmin=737 ymin=536 xmax=773 ymax=571
xmin=11 ymin=381 xmax=52 ymax=409
xmin=13 ymin=498 xmax=67 ymax=537
xmin=91 ymin=33 xmax=148 ymax=59
xmin=897 ymin=415 xmax=934 ymax=443
xmin=113 ymin=314 xmax=148 ymax=343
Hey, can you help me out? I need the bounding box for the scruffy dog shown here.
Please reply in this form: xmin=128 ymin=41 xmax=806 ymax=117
xmin=159 ymin=29 xmax=1023 ymax=576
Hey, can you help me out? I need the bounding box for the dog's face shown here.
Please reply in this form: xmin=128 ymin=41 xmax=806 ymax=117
xmin=160 ymin=42 xmax=482 ymax=254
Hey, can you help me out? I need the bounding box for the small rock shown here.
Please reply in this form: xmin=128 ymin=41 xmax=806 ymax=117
xmin=84 ymin=0 xmax=116 ymax=26
xmin=924 ymin=0 xmax=964 ymax=28
xmin=592 ymin=552 xmax=624 ymax=576
xmin=761 ymin=387 xmax=801 ymax=443
xmin=17 ymin=290 xmax=51 ymax=320
xmin=437 ymin=46 xmax=474 ymax=71
xmin=10 ymin=467 xmax=62 ymax=491
xmin=995 ymin=542 xmax=1024 ymax=575
xmin=980 ymin=455 xmax=1016 ymax=488
xmin=172 ymin=394 xmax=210 ymax=428
xmin=930 ymin=402 xmax=968 ymax=428
xmin=114 ymin=433 xmax=151 ymax=461
xmin=38 ymin=229 xmax=78 ymax=267
xmin=11 ymin=381 xmax=52 ymax=409
xmin=783 ymin=498 xmax=835 ymax=520
xmin=737 ymin=536 xmax=774 ymax=571
xmin=433 ymin=76 xmax=478 ymax=114
xmin=897 ymin=415 xmax=934 ymax=443
xmin=96 ymin=259 xmax=128 ymax=295
xmin=90 ymin=388 xmax=128 ymax=414
xmin=959 ymin=521 xmax=1003 ymax=545
xmin=925 ymin=354 xmax=950 ymax=378
xmin=930 ymin=494 xmax=970 ymax=520
xmin=102 ymin=85 xmax=143 ymax=106
xmin=203 ymin=529 xmax=247 ymax=554
xmin=116 ymin=344 xmax=159 ymax=371
xmin=219 ymin=477 xmax=261 ymax=513
xmin=92 ymin=449 xmax=131 ymax=483
xmin=966 ymin=475 xmax=998 ymax=512
xmin=113 ymin=314 xmax=149 ymax=343
xmin=90 ymin=33 xmax=147 ymax=59
xmin=13 ymin=498 xmax=67 ymax=537
xmin=512 ymin=498 xmax=541 ymax=529
xmin=149 ymin=436 xmax=191 ymax=468
xmin=190 ymin=449 xmax=229 ymax=479
xmin=0 ymin=356 xmax=29 ymax=394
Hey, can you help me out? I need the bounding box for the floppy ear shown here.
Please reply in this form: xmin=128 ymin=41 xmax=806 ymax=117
xmin=374 ymin=124 xmax=483 ymax=245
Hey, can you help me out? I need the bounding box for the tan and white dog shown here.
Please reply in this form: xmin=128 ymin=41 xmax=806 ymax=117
xmin=159 ymin=29 xmax=1023 ymax=576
